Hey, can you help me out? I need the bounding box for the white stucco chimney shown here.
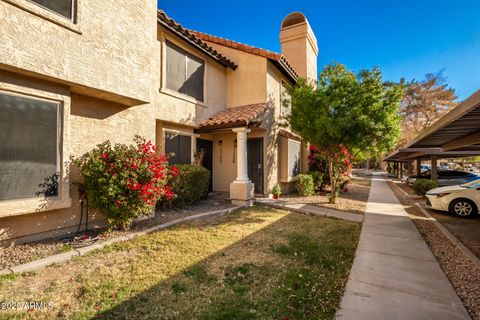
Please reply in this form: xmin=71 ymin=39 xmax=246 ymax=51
xmin=279 ymin=12 xmax=318 ymax=82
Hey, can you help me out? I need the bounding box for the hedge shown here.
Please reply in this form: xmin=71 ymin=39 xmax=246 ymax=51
xmin=412 ymin=179 xmax=439 ymax=196
xmin=296 ymin=174 xmax=315 ymax=196
xmin=166 ymin=164 xmax=210 ymax=208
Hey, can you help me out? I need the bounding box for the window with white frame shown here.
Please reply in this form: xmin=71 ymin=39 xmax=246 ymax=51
xmin=279 ymin=136 xmax=301 ymax=181
xmin=0 ymin=92 xmax=61 ymax=201
xmin=28 ymin=0 xmax=76 ymax=20
xmin=165 ymin=40 xmax=205 ymax=102
xmin=165 ymin=132 xmax=192 ymax=165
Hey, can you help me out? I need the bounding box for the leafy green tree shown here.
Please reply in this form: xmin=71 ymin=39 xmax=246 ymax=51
xmin=287 ymin=63 xmax=402 ymax=203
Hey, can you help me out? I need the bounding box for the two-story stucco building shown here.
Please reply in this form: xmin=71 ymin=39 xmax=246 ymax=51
xmin=0 ymin=1 xmax=318 ymax=245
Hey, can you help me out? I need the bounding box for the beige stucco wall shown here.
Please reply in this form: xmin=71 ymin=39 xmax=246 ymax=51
xmin=198 ymin=42 xmax=268 ymax=108
xmin=0 ymin=70 xmax=156 ymax=245
xmin=0 ymin=0 xmax=157 ymax=105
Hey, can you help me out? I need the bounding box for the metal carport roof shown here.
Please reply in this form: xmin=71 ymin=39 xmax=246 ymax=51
xmin=386 ymin=89 xmax=480 ymax=161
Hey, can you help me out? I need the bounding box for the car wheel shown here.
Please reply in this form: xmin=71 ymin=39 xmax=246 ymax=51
xmin=449 ymin=199 xmax=478 ymax=217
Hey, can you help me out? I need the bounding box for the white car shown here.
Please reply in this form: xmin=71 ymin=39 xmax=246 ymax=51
xmin=426 ymin=179 xmax=480 ymax=217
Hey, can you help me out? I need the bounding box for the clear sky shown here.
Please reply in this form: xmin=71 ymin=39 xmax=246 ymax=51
xmin=158 ymin=0 xmax=480 ymax=101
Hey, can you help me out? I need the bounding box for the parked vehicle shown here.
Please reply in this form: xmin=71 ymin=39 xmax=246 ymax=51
xmin=420 ymin=164 xmax=431 ymax=172
xmin=426 ymin=179 xmax=480 ymax=217
xmin=404 ymin=170 xmax=480 ymax=187
xmin=439 ymin=163 xmax=450 ymax=170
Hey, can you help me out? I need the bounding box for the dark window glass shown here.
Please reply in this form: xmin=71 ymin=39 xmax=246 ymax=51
xmin=0 ymin=92 xmax=60 ymax=201
xmin=165 ymin=133 xmax=191 ymax=165
xmin=29 ymin=0 xmax=74 ymax=20
xmin=165 ymin=41 xmax=205 ymax=101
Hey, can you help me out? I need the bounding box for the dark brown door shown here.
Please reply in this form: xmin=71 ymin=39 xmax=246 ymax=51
xmin=247 ymin=138 xmax=263 ymax=194
xmin=196 ymin=139 xmax=213 ymax=192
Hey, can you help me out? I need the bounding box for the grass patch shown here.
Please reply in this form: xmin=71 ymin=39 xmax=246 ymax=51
xmin=0 ymin=206 xmax=360 ymax=320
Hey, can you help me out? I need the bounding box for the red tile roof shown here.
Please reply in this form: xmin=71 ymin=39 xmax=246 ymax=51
xmin=189 ymin=30 xmax=299 ymax=82
xmin=199 ymin=103 xmax=269 ymax=130
xmin=157 ymin=10 xmax=237 ymax=70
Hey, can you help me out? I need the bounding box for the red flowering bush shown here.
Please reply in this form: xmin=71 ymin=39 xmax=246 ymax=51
xmin=73 ymin=136 xmax=178 ymax=229
xmin=308 ymin=144 xmax=352 ymax=203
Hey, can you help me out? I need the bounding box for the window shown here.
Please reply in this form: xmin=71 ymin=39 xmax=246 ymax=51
xmin=287 ymin=140 xmax=301 ymax=177
xmin=28 ymin=0 xmax=75 ymax=20
xmin=279 ymin=136 xmax=301 ymax=182
xmin=165 ymin=40 xmax=205 ymax=101
xmin=165 ymin=133 xmax=192 ymax=165
xmin=0 ymin=92 xmax=60 ymax=201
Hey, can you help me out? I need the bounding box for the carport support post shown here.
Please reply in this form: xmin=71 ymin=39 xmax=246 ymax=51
xmin=400 ymin=162 xmax=404 ymax=179
xmin=407 ymin=160 xmax=413 ymax=175
xmin=431 ymin=155 xmax=438 ymax=182
xmin=416 ymin=158 xmax=421 ymax=176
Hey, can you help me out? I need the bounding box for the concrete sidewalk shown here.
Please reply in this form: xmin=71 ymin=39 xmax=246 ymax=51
xmin=337 ymin=174 xmax=470 ymax=320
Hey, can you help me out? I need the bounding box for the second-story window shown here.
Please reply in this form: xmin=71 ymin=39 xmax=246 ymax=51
xmin=28 ymin=0 xmax=75 ymax=20
xmin=165 ymin=40 xmax=205 ymax=102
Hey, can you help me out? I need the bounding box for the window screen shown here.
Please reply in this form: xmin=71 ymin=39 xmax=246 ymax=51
xmin=0 ymin=92 xmax=60 ymax=201
xmin=288 ymin=140 xmax=301 ymax=178
xmin=29 ymin=0 xmax=74 ymax=20
xmin=165 ymin=41 xmax=205 ymax=101
xmin=165 ymin=133 xmax=192 ymax=165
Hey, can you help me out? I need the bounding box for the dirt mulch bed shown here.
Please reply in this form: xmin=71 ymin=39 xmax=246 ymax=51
xmin=388 ymin=180 xmax=480 ymax=320
xmin=282 ymin=177 xmax=371 ymax=215
xmin=0 ymin=196 xmax=234 ymax=270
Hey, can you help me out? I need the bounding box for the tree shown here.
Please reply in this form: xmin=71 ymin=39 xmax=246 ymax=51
xmin=399 ymin=71 xmax=457 ymax=145
xmin=287 ymin=63 xmax=402 ymax=203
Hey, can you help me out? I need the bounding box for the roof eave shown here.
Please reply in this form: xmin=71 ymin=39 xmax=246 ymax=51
xmin=157 ymin=12 xmax=237 ymax=70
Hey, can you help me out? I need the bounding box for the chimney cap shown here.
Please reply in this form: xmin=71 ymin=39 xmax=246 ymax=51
xmin=281 ymin=12 xmax=307 ymax=29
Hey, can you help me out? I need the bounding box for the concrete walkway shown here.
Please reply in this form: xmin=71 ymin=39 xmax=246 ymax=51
xmin=337 ymin=174 xmax=470 ymax=320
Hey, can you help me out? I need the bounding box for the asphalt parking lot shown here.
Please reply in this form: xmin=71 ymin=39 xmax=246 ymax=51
xmin=427 ymin=207 xmax=480 ymax=259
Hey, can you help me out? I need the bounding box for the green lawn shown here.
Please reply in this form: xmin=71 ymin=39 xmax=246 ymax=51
xmin=0 ymin=206 xmax=360 ymax=320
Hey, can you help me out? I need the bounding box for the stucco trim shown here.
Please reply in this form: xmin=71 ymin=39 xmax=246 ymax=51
xmin=2 ymin=0 xmax=82 ymax=34
xmin=0 ymin=81 xmax=72 ymax=218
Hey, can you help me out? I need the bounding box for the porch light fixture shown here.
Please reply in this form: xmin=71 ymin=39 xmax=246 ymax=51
xmin=218 ymin=140 xmax=223 ymax=163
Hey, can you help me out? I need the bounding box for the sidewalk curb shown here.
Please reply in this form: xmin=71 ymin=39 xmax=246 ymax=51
xmin=415 ymin=202 xmax=480 ymax=269
xmin=0 ymin=206 xmax=243 ymax=275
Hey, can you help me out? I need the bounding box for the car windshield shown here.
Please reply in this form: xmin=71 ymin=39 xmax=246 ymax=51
xmin=461 ymin=178 xmax=480 ymax=188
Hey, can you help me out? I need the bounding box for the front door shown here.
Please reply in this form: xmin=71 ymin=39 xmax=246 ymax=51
xmin=196 ymin=139 xmax=213 ymax=192
xmin=247 ymin=138 xmax=263 ymax=194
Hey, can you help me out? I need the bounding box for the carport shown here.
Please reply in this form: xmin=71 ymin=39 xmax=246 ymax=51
xmin=385 ymin=89 xmax=480 ymax=181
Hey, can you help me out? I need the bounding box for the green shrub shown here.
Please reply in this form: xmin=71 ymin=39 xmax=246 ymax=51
xmin=412 ymin=179 xmax=439 ymax=196
xmin=73 ymin=137 xmax=177 ymax=230
xmin=296 ymin=174 xmax=315 ymax=196
xmin=168 ymin=164 xmax=210 ymax=208
xmin=309 ymin=170 xmax=324 ymax=192
xmin=272 ymin=184 xmax=281 ymax=196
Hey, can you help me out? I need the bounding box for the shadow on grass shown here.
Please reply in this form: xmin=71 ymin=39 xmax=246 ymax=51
xmin=89 ymin=208 xmax=359 ymax=320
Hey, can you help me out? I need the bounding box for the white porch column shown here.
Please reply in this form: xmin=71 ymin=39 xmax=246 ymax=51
xmin=230 ymin=127 xmax=254 ymax=206
xmin=233 ymin=127 xmax=251 ymax=182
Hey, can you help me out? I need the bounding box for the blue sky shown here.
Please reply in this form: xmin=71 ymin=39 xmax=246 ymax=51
xmin=159 ymin=0 xmax=480 ymax=101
